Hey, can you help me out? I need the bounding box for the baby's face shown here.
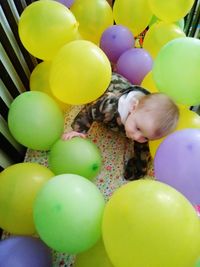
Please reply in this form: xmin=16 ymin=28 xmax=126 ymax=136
xmin=124 ymin=109 xmax=162 ymax=143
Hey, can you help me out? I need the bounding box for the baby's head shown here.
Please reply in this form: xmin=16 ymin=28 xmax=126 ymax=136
xmin=124 ymin=93 xmax=179 ymax=143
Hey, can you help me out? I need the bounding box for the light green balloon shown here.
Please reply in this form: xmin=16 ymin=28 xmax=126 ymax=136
xmin=149 ymin=15 xmax=158 ymax=27
xmin=8 ymin=91 xmax=64 ymax=150
xmin=175 ymin=18 xmax=184 ymax=30
xmin=149 ymin=16 xmax=184 ymax=30
xmin=49 ymin=137 xmax=102 ymax=179
xmin=74 ymin=239 xmax=113 ymax=267
xmin=195 ymin=259 xmax=200 ymax=267
xmin=153 ymin=37 xmax=200 ymax=106
xmin=34 ymin=174 xmax=105 ymax=253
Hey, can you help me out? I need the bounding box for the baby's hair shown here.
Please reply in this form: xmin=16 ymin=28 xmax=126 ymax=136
xmin=137 ymin=93 xmax=179 ymax=137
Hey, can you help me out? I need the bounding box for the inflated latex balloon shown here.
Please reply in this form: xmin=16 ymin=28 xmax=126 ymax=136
xmin=149 ymin=106 xmax=200 ymax=157
xmin=100 ymin=25 xmax=134 ymax=63
xmin=49 ymin=138 xmax=102 ymax=179
xmin=195 ymin=258 xmax=200 ymax=267
xmin=143 ymin=22 xmax=185 ymax=59
xmin=154 ymin=129 xmax=200 ymax=205
xmin=18 ymin=0 xmax=78 ymax=60
xmin=30 ymin=61 xmax=69 ymax=112
xmin=50 ymin=40 xmax=111 ymax=105
xmin=0 ymin=236 xmax=52 ymax=267
xmin=74 ymin=239 xmax=113 ymax=267
xmin=141 ymin=71 xmax=158 ymax=93
xmin=71 ymin=0 xmax=113 ymax=44
xmin=176 ymin=18 xmax=185 ymax=30
xmin=116 ymin=48 xmax=153 ymax=85
xmin=103 ymin=180 xmax=200 ymax=267
xmin=0 ymin=163 xmax=54 ymax=235
xmin=113 ymin=0 xmax=153 ymax=36
xmin=148 ymin=0 xmax=194 ymax=22
xmin=34 ymin=174 xmax=105 ymax=253
xmin=148 ymin=15 xmax=157 ymax=27
xmin=149 ymin=138 xmax=163 ymax=158
xmin=153 ymin=37 xmax=200 ymax=105
xmin=149 ymin=16 xmax=185 ymax=30
xmin=8 ymin=91 xmax=64 ymax=150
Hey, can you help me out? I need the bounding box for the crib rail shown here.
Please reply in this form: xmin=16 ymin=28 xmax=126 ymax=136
xmin=0 ymin=0 xmax=39 ymax=169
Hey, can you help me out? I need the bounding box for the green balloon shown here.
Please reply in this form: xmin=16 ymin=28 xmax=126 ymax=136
xmin=49 ymin=137 xmax=102 ymax=179
xmin=74 ymin=239 xmax=113 ymax=267
xmin=153 ymin=37 xmax=200 ymax=105
xmin=149 ymin=16 xmax=184 ymax=30
xmin=149 ymin=15 xmax=158 ymax=27
xmin=175 ymin=18 xmax=184 ymax=30
xmin=33 ymin=174 xmax=105 ymax=253
xmin=195 ymin=259 xmax=200 ymax=267
xmin=8 ymin=91 xmax=64 ymax=150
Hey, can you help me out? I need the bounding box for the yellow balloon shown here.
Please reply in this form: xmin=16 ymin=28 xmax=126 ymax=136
xmin=149 ymin=137 xmax=164 ymax=158
xmin=18 ymin=0 xmax=78 ymax=60
xmin=103 ymin=180 xmax=200 ymax=267
xmin=113 ymin=0 xmax=153 ymax=36
xmin=30 ymin=61 xmax=70 ymax=112
xmin=141 ymin=71 xmax=158 ymax=93
xmin=74 ymin=239 xmax=113 ymax=267
xmin=71 ymin=0 xmax=113 ymax=44
xmin=177 ymin=106 xmax=200 ymax=130
xmin=149 ymin=106 xmax=200 ymax=157
xmin=50 ymin=40 xmax=112 ymax=105
xmin=143 ymin=22 xmax=186 ymax=59
xmin=148 ymin=0 xmax=194 ymax=22
xmin=0 ymin=163 xmax=54 ymax=235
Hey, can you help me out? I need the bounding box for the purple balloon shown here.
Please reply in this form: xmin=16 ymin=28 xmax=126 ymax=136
xmin=116 ymin=48 xmax=153 ymax=85
xmin=56 ymin=0 xmax=74 ymax=8
xmin=0 ymin=236 xmax=52 ymax=267
xmin=154 ymin=129 xmax=200 ymax=205
xmin=100 ymin=25 xmax=135 ymax=63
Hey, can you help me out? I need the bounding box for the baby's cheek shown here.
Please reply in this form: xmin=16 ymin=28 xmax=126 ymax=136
xmin=125 ymin=123 xmax=134 ymax=133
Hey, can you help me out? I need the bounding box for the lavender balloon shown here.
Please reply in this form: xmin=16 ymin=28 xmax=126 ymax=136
xmin=116 ymin=48 xmax=153 ymax=85
xmin=56 ymin=0 xmax=74 ymax=8
xmin=100 ymin=25 xmax=134 ymax=63
xmin=0 ymin=236 xmax=52 ymax=267
xmin=154 ymin=129 xmax=200 ymax=205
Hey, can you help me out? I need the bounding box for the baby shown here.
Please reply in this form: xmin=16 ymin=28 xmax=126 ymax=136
xmin=62 ymin=73 xmax=179 ymax=180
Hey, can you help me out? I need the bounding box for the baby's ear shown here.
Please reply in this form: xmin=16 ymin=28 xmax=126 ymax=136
xmin=129 ymin=99 xmax=139 ymax=113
